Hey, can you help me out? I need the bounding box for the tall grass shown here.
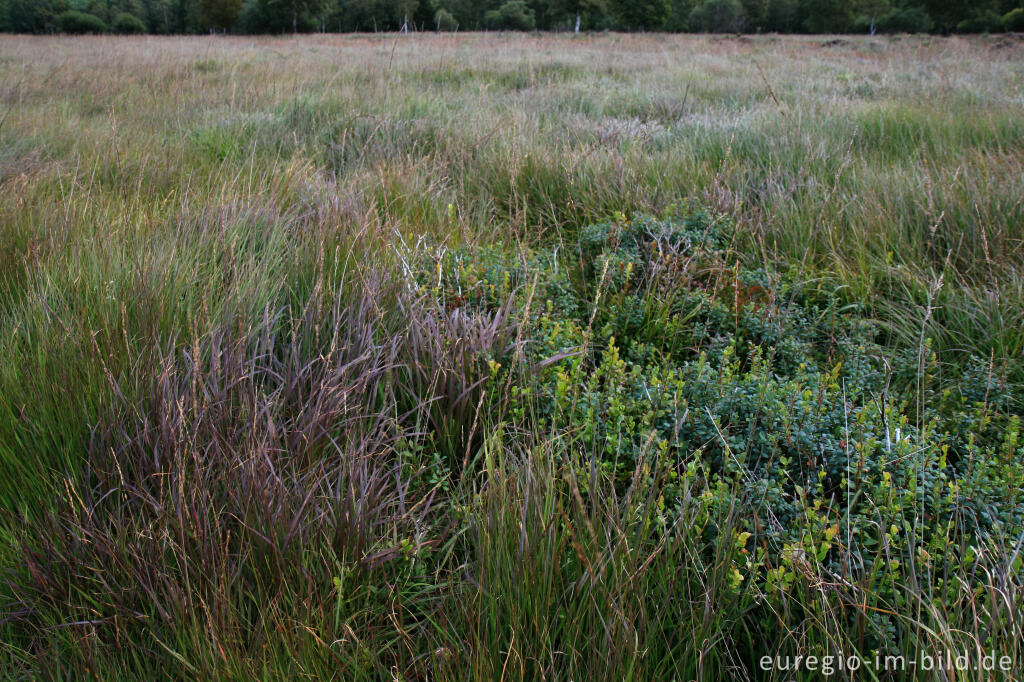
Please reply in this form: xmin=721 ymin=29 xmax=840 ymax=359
xmin=1 ymin=32 xmax=1022 ymax=679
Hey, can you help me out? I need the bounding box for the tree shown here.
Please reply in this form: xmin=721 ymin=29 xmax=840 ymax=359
xmin=664 ymin=0 xmax=696 ymax=30
xmin=485 ymin=0 xmax=535 ymax=29
xmin=434 ymin=6 xmax=458 ymax=28
xmin=550 ymin=0 xmax=606 ymax=31
xmin=251 ymin=0 xmax=325 ymax=31
xmin=1 ymin=0 xmax=1002 ymax=34
xmin=169 ymin=0 xmax=202 ymax=32
xmin=689 ymin=0 xmax=745 ymax=32
xmin=611 ymin=0 xmax=668 ymax=29
xmin=764 ymin=0 xmax=800 ymax=31
xmin=112 ymin=9 xmax=148 ymax=30
xmin=56 ymin=9 xmax=109 ymax=31
xmin=955 ymin=8 xmax=1004 ymax=33
xmin=136 ymin=0 xmax=172 ymax=33
xmin=1004 ymin=7 xmax=1024 ymax=31
xmin=3 ymin=0 xmax=63 ymax=32
xmin=86 ymin=0 xmax=110 ymax=23
xmin=875 ymin=6 xmax=933 ymax=33
xmin=337 ymin=0 xmax=422 ymax=31
xmin=199 ymin=0 xmax=241 ymax=29
xmin=435 ymin=0 xmax=488 ymax=29
xmin=739 ymin=0 xmax=767 ymax=30
xmin=801 ymin=0 xmax=851 ymax=32
xmin=412 ymin=0 xmax=434 ymax=29
xmin=851 ymin=0 xmax=889 ymax=33
xmin=920 ymin=0 xmax=973 ymax=32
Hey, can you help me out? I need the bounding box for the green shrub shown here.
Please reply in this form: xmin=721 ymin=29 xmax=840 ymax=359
xmin=56 ymin=10 xmax=108 ymax=34
xmin=956 ymin=10 xmax=1004 ymax=33
xmin=688 ymin=0 xmax=746 ymax=33
xmin=111 ymin=11 xmax=146 ymax=34
xmin=801 ymin=0 xmax=853 ymax=33
xmin=434 ymin=8 xmax=458 ymax=30
xmin=199 ymin=0 xmax=242 ymax=31
xmin=423 ymin=207 xmax=1024 ymax=548
xmin=876 ymin=6 xmax=933 ymax=33
xmin=484 ymin=1 xmax=536 ymax=31
xmin=413 ymin=207 xmax=1024 ymax=670
xmin=850 ymin=14 xmax=872 ymax=33
xmin=1005 ymin=8 xmax=1024 ymax=32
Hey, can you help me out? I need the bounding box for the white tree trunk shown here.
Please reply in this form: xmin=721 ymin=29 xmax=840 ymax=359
xmin=574 ymin=13 xmax=581 ymax=34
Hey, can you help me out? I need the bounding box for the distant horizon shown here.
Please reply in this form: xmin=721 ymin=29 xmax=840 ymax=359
xmin=3 ymin=0 xmax=1021 ymax=36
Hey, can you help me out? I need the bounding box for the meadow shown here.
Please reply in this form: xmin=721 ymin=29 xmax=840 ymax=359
xmin=0 ymin=32 xmax=1022 ymax=679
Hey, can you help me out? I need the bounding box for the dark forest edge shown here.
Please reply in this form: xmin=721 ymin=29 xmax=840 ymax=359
xmin=3 ymin=0 xmax=1024 ymax=36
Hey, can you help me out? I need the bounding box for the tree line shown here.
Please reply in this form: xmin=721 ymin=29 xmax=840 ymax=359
xmin=3 ymin=0 xmax=1023 ymax=36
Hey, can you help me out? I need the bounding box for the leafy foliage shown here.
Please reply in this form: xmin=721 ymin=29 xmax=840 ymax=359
xmin=56 ymin=9 xmax=109 ymax=32
xmin=2 ymin=0 xmax=1019 ymax=33
xmin=112 ymin=11 xmax=147 ymax=32
xmin=421 ymin=207 xmax=1024 ymax=671
xmin=485 ymin=0 xmax=536 ymax=30
xmin=199 ymin=0 xmax=243 ymax=30
xmin=956 ymin=9 xmax=1005 ymax=33
xmin=1005 ymin=7 xmax=1024 ymax=31
xmin=689 ymin=0 xmax=745 ymax=32
xmin=434 ymin=6 xmax=458 ymax=28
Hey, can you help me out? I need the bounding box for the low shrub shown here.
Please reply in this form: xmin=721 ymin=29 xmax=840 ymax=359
xmin=434 ymin=8 xmax=458 ymax=31
xmin=876 ymin=6 xmax=934 ymax=34
xmin=111 ymin=11 xmax=147 ymax=34
xmin=956 ymin=10 xmax=1004 ymax=34
xmin=416 ymin=206 xmax=1024 ymax=675
xmin=56 ymin=10 xmax=108 ymax=34
xmin=1005 ymin=8 xmax=1024 ymax=32
xmin=688 ymin=0 xmax=746 ymax=33
xmin=484 ymin=1 xmax=537 ymax=31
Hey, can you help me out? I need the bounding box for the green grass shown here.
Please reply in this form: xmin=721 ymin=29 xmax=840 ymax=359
xmin=0 ymin=32 xmax=1022 ymax=680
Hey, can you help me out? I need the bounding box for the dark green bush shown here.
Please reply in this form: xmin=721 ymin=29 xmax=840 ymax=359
xmin=1005 ymin=8 xmax=1024 ymax=32
xmin=688 ymin=0 xmax=746 ymax=33
xmin=485 ymin=1 xmax=536 ymax=31
xmin=955 ymin=9 xmax=1004 ymax=33
xmin=422 ymin=207 xmax=1024 ymax=566
xmin=434 ymin=8 xmax=458 ymax=30
xmin=850 ymin=14 xmax=872 ymax=33
xmin=56 ymin=10 xmax=108 ymax=34
xmin=112 ymin=11 xmax=146 ymax=34
xmin=876 ymin=6 xmax=933 ymax=33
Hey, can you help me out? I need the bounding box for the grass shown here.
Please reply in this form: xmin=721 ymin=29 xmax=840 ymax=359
xmin=0 ymin=32 xmax=1022 ymax=679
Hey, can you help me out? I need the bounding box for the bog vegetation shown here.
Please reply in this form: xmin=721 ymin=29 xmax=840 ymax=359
xmin=0 ymin=33 xmax=1022 ymax=680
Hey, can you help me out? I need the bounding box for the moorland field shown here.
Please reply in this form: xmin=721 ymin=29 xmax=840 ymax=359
xmin=0 ymin=33 xmax=1022 ymax=679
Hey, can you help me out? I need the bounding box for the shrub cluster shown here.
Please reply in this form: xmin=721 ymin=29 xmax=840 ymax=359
xmin=421 ymin=207 xmax=1024 ymax=660
xmin=55 ymin=9 xmax=108 ymax=34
